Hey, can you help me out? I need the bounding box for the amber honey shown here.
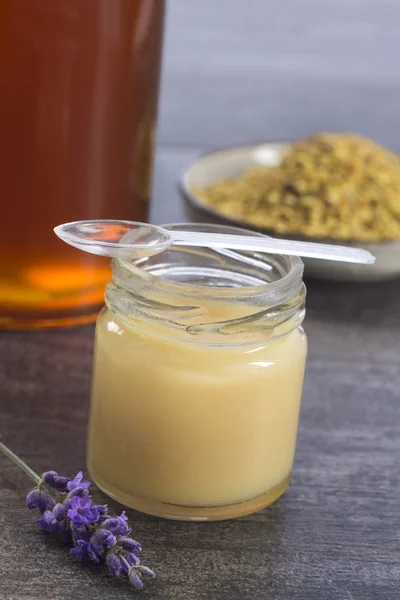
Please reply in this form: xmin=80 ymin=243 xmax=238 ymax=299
xmin=0 ymin=0 xmax=165 ymax=329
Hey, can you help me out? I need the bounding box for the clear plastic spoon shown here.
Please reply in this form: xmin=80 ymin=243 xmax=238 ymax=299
xmin=54 ymin=220 xmax=375 ymax=264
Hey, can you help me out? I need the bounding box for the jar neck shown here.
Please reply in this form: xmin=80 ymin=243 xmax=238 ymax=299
xmin=105 ymin=254 xmax=306 ymax=347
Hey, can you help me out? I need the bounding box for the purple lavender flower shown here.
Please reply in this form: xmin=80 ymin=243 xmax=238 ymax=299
xmin=42 ymin=471 xmax=70 ymax=492
xmin=70 ymin=539 xmax=102 ymax=564
xmin=100 ymin=511 xmax=130 ymax=536
xmin=120 ymin=552 xmax=140 ymax=573
xmin=66 ymin=485 xmax=90 ymax=501
xmin=127 ymin=553 xmax=140 ymax=567
xmin=67 ymin=496 xmax=100 ymax=525
xmin=87 ymin=542 xmax=101 ymax=564
xmin=26 ymin=489 xmax=40 ymax=509
xmin=137 ymin=565 xmax=156 ymax=579
xmin=70 ymin=521 xmax=90 ymax=545
xmin=127 ymin=564 xmax=156 ymax=590
xmin=106 ymin=552 xmax=123 ymax=576
xmin=51 ymin=503 xmax=71 ymax=543
xmin=23 ymin=467 xmax=155 ymax=591
xmin=53 ymin=503 xmax=66 ymax=520
xmin=89 ymin=529 xmax=116 ymax=557
xmin=128 ymin=570 xmax=144 ymax=591
xmin=70 ymin=540 xmax=88 ymax=560
xmin=26 ymin=489 xmax=55 ymax=513
xmin=91 ymin=503 xmax=108 ymax=517
xmin=35 ymin=509 xmax=59 ymax=532
xmin=96 ymin=504 xmax=108 ymax=521
xmin=67 ymin=471 xmax=90 ymax=492
xmin=118 ymin=536 xmax=142 ymax=553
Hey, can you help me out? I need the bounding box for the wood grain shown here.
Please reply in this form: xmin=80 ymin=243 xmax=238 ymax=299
xmin=1 ymin=1 xmax=400 ymax=598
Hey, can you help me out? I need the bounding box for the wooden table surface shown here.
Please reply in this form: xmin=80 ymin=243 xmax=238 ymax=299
xmin=1 ymin=2 xmax=399 ymax=599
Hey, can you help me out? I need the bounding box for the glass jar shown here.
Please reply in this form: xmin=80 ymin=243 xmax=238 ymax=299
xmin=87 ymin=224 xmax=307 ymax=521
xmin=0 ymin=0 xmax=165 ymax=329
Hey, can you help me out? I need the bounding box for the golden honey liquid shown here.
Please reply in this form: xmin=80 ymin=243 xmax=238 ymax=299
xmin=88 ymin=302 xmax=307 ymax=514
xmin=0 ymin=0 xmax=164 ymax=329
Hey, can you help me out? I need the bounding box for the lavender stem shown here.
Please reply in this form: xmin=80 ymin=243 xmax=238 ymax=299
xmin=0 ymin=441 xmax=42 ymax=486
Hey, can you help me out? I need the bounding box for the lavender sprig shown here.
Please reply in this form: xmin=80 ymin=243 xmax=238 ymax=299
xmin=0 ymin=442 xmax=155 ymax=592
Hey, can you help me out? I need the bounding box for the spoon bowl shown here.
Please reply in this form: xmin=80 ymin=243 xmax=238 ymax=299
xmin=54 ymin=220 xmax=173 ymax=259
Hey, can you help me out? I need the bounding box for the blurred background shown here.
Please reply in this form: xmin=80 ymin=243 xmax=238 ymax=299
xmin=152 ymin=0 xmax=400 ymax=221
xmin=159 ymin=0 xmax=399 ymax=147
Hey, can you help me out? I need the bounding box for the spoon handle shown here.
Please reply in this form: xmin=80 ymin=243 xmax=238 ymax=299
xmin=170 ymin=231 xmax=375 ymax=265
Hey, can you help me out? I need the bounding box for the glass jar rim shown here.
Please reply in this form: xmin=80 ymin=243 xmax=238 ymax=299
xmin=106 ymin=223 xmax=306 ymax=346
